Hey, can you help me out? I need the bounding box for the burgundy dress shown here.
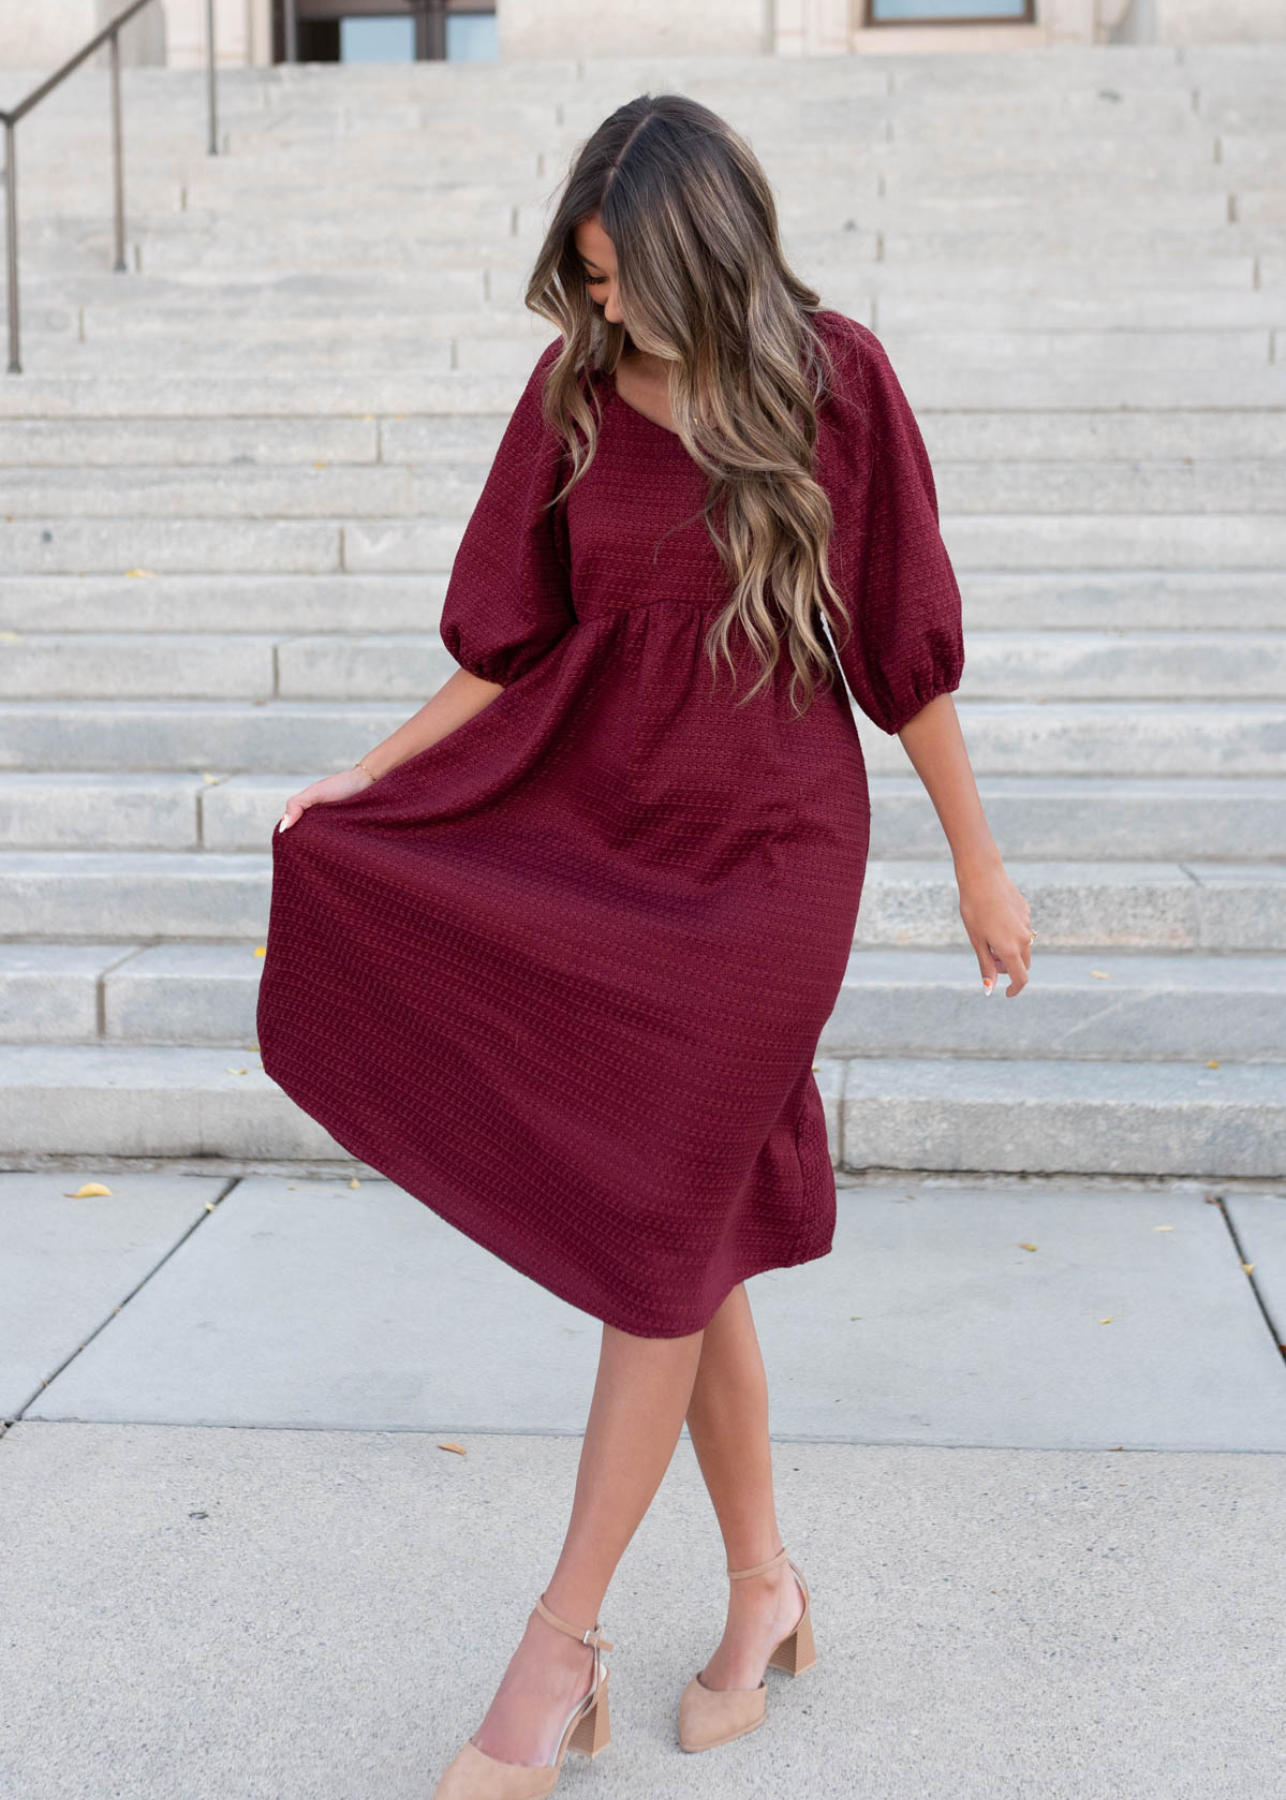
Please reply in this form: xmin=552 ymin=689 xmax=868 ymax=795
xmin=255 ymin=309 xmax=964 ymax=1338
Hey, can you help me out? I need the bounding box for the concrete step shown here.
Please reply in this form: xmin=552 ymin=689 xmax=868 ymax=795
xmin=3 ymin=771 xmax=1279 ymax=865
xmin=4 ymin=939 xmax=1283 ymax=1058
xmin=5 ymin=458 xmax=1285 ymax=517
xmin=0 ymin=466 xmax=489 ymax=521
xmin=824 ymin=949 xmax=1286 ymax=1061
xmin=0 ymin=1042 xmax=1278 ymax=1178
xmin=5 ymin=366 xmax=1285 ymax=416
xmin=3 ymin=511 xmax=1285 ymax=574
xmin=4 ymin=629 xmax=1282 ymax=703
xmin=876 ymin=293 xmax=1286 ymax=330
xmin=0 ymin=571 xmax=1280 ymax=635
xmin=18 ymin=251 xmax=1264 ymax=303
xmin=54 ymin=186 xmax=1243 ymax=237
xmin=833 ymin=1056 xmax=1285 ymax=1181
xmin=25 ymin=152 xmax=1259 ymax=214
xmin=0 ymin=852 xmax=1280 ymax=952
xmin=141 ymin=165 xmax=1252 ymax=213
xmin=10 ymin=328 xmax=1284 ymax=392
xmin=4 ymin=412 xmax=1283 ymax=471
xmin=12 ymin=292 xmax=1283 ymax=345
xmin=3 ymin=698 xmax=1282 ymax=779
xmin=67 ymin=222 xmax=1286 ymax=281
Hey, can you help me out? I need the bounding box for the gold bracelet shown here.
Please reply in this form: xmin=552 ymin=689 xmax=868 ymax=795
xmin=354 ymin=756 xmax=380 ymax=783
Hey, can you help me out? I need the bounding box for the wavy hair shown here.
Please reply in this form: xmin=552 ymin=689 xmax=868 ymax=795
xmin=522 ymin=92 xmax=859 ymax=718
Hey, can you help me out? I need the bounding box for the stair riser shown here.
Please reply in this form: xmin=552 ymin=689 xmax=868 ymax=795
xmin=4 ymin=775 xmax=1278 ymax=863
xmin=2 ymin=572 xmax=1278 ymax=634
xmin=3 ymin=515 xmax=1285 ymax=574
xmin=837 ymin=1093 xmax=1283 ymax=1180
xmin=4 ymin=633 xmax=1283 ymax=703
xmin=0 ymin=1053 xmax=1278 ymax=1179
xmin=9 ymin=968 xmax=1283 ymax=1060
xmin=4 ymin=704 xmax=1281 ymax=779
xmin=7 ymin=369 xmax=1286 ymax=416
xmin=1 ymin=863 xmax=1281 ymax=952
xmin=6 ymin=466 xmax=1286 ymax=519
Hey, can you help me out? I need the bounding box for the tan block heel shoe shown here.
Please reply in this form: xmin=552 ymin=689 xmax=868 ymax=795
xmin=678 ymin=1543 xmax=816 ymax=1754
xmin=431 ymin=1592 xmax=613 ymax=1799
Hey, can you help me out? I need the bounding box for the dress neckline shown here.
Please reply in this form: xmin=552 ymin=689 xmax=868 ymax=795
xmin=602 ymin=365 xmax=682 ymax=441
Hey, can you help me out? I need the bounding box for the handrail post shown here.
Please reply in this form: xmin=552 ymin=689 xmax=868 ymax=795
xmin=207 ymin=0 xmax=218 ymax=155
xmin=284 ymin=0 xmax=299 ymax=63
xmin=110 ymin=28 xmax=127 ymax=272
xmin=2 ymin=0 xmax=222 ymax=375
xmin=4 ymin=120 xmax=19 ymax=374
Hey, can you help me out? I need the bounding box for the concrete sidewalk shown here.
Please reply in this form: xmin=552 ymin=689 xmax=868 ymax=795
xmin=2 ymin=1169 xmax=1285 ymax=1799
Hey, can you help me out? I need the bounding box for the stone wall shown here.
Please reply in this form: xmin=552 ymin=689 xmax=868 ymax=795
xmin=0 ymin=0 xmax=272 ymax=72
xmin=1110 ymin=0 xmax=1286 ymax=42
xmin=498 ymin=0 xmax=775 ymax=59
xmin=4 ymin=0 xmax=1282 ymax=73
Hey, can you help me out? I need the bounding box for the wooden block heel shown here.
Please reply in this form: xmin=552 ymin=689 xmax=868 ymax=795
xmin=431 ymin=1592 xmax=614 ymax=1798
xmin=566 ymin=1666 xmax=611 ymax=1758
xmin=678 ymin=1544 xmax=818 ymax=1754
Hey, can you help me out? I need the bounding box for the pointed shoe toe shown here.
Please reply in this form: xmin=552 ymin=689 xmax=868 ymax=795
xmin=678 ymin=1669 xmax=767 ymax=1753
xmin=431 ymin=1737 xmax=562 ymax=1800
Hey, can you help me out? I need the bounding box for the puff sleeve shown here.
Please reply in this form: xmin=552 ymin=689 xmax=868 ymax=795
xmin=437 ymin=337 xmax=576 ymax=687
xmin=818 ymin=316 xmax=965 ymax=735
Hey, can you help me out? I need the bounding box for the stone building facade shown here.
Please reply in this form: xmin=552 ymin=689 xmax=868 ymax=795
xmin=1 ymin=0 xmax=1281 ymax=72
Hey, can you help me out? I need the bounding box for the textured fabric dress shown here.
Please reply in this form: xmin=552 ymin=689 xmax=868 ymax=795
xmin=255 ymin=309 xmax=964 ymax=1338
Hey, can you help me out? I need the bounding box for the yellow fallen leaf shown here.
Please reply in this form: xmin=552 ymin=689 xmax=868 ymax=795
xmin=253 ymin=945 xmax=266 ymax=957
xmin=124 ymin=568 xmax=155 ymax=577
xmin=65 ymin=1181 xmax=112 ymax=1197
xmin=204 ymin=1201 xmax=216 ymax=1211
xmin=313 ymin=461 xmax=327 ymax=469
xmin=1154 ymin=1224 xmax=1174 ymax=1232
xmin=1018 ymin=1242 xmax=1037 ymax=1252
xmin=227 ymin=1066 xmax=248 ymax=1075
xmin=849 ymin=1315 xmax=862 ymax=1321
xmin=201 ymin=771 xmax=220 ymax=784
xmin=248 ymin=1042 xmax=259 ymax=1051
xmin=0 ymin=629 xmax=22 ymax=641
xmin=1089 ymin=970 xmax=1111 ymax=980
xmin=1099 ymin=1316 xmax=1113 ymax=1324
xmin=1242 ymin=1261 xmax=1255 ymax=1274
xmin=1206 ymin=1059 xmax=1220 ymax=1068
xmin=438 ymin=1441 xmax=467 ymax=1456
xmin=349 ymin=1177 xmax=361 ymax=1188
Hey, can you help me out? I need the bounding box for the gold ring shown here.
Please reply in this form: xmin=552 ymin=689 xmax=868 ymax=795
xmin=1028 ymin=930 xmax=1037 ymax=943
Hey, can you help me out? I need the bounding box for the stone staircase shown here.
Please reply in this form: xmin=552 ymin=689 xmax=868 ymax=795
xmin=1 ymin=46 xmax=1283 ymax=1179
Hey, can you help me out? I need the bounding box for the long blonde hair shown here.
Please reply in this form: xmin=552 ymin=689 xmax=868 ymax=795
xmin=523 ymin=92 xmax=860 ymax=718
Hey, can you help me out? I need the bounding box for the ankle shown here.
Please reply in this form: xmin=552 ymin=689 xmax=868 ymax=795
xmin=538 ymin=1587 xmax=604 ymax=1635
xmin=529 ymin=1601 xmax=597 ymax=1666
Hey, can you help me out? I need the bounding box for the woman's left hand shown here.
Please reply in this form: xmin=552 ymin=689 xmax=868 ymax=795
xmin=957 ymin=859 xmax=1034 ymax=998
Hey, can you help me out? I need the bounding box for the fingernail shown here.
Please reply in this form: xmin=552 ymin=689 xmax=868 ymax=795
xmin=278 ymin=815 xmax=290 ymax=831
xmin=983 ymin=978 xmax=994 ymax=995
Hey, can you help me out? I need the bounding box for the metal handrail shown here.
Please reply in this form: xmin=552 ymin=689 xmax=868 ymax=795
xmin=1 ymin=0 xmax=219 ymax=375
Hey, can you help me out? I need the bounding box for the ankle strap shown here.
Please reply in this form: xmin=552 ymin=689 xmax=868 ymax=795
xmin=727 ymin=1544 xmax=789 ymax=1580
xmin=534 ymin=1591 xmax=613 ymax=1651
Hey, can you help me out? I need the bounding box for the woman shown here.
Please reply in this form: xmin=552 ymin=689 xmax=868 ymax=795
xmin=256 ymin=93 xmax=1032 ymax=1800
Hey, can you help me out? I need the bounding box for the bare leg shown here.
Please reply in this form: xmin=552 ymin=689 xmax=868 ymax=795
xmin=682 ymin=1282 xmax=806 ymax=1690
xmin=470 ymin=1319 xmax=705 ymax=1765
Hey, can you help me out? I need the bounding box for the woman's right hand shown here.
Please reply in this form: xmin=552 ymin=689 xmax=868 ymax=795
xmin=277 ymin=764 xmax=376 ymax=832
